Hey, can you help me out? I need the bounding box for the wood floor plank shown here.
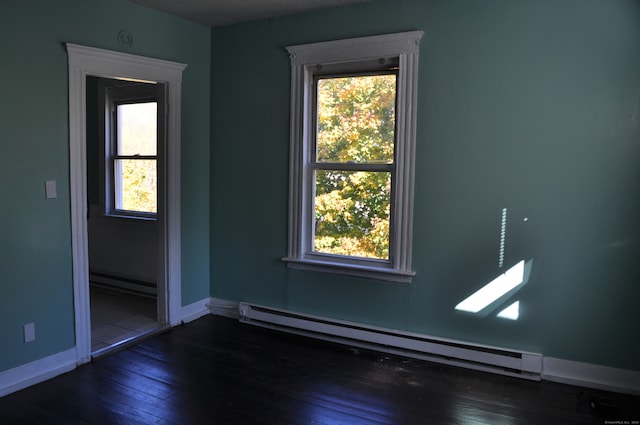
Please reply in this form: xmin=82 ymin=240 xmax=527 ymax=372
xmin=1 ymin=315 xmax=638 ymax=425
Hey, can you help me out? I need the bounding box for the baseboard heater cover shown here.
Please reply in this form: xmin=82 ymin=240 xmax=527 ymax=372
xmin=89 ymin=270 xmax=157 ymax=297
xmin=239 ymin=303 xmax=542 ymax=380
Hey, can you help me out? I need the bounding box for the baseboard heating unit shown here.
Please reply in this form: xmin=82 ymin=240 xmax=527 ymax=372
xmin=90 ymin=270 xmax=157 ymax=297
xmin=238 ymin=303 xmax=542 ymax=381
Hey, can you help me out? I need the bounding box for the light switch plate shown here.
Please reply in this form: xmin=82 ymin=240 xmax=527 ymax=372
xmin=45 ymin=180 xmax=57 ymax=199
xmin=24 ymin=323 xmax=35 ymax=343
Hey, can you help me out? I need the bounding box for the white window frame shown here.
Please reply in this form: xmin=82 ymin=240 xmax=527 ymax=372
xmin=101 ymin=82 xmax=161 ymax=220
xmin=283 ymin=31 xmax=423 ymax=283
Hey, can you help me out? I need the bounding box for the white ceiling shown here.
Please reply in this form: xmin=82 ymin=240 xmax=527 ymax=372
xmin=131 ymin=0 xmax=370 ymax=27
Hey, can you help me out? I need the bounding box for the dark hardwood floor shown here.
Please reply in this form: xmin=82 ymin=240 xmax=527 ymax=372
xmin=1 ymin=315 xmax=638 ymax=425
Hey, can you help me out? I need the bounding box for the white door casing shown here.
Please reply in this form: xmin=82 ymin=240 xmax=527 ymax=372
xmin=66 ymin=44 xmax=186 ymax=364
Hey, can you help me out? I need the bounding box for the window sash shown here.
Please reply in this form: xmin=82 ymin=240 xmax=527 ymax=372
xmin=312 ymin=168 xmax=393 ymax=261
xmin=312 ymin=70 xmax=398 ymax=166
xmin=112 ymin=157 xmax=157 ymax=215
xmin=115 ymin=101 xmax=158 ymax=157
xmin=308 ymin=70 xmax=397 ymax=263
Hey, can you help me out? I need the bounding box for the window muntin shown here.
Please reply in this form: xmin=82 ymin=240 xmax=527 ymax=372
xmin=312 ymin=72 xmax=397 ymax=260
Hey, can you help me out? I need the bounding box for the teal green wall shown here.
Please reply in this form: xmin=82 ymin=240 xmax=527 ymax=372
xmin=0 ymin=0 xmax=210 ymax=373
xmin=2 ymin=0 xmax=637 ymax=380
xmin=211 ymin=0 xmax=640 ymax=371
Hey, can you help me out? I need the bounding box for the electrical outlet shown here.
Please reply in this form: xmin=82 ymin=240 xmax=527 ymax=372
xmin=24 ymin=323 xmax=36 ymax=343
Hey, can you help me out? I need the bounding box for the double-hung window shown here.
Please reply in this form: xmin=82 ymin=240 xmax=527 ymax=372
xmin=283 ymin=31 xmax=423 ymax=282
xmin=102 ymin=82 xmax=160 ymax=219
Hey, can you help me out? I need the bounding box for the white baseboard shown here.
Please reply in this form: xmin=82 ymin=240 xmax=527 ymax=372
xmin=207 ymin=297 xmax=240 ymax=319
xmin=4 ymin=301 xmax=637 ymax=399
xmin=0 ymin=348 xmax=77 ymax=398
xmin=542 ymin=357 xmax=640 ymax=396
xmin=181 ymin=297 xmax=242 ymax=323
xmin=180 ymin=297 xmax=213 ymax=324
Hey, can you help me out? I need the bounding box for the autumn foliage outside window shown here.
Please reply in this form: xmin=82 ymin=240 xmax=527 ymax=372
xmin=313 ymin=73 xmax=397 ymax=260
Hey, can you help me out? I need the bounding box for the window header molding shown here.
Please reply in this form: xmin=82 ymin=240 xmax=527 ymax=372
xmin=286 ymin=31 xmax=423 ymax=66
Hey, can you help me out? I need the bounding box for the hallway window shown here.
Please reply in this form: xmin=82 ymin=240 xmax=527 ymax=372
xmin=102 ymin=81 xmax=160 ymax=219
xmin=113 ymin=101 xmax=158 ymax=214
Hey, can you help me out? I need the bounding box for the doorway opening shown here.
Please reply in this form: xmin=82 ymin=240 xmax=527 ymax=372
xmin=86 ymin=77 xmax=165 ymax=356
xmin=67 ymin=43 xmax=186 ymax=364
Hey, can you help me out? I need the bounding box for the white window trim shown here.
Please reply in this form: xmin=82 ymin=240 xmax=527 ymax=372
xmin=282 ymin=31 xmax=423 ymax=283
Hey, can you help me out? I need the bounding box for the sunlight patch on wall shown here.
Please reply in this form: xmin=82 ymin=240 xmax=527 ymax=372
xmin=497 ymin=301 xmax=520 ymax=320
xmin=454 ymin=260 xmax=525 ymax=314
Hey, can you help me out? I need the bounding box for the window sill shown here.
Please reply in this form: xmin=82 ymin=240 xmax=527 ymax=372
xmin=93 ymin=212 xmax=158 ymax=229
xmin=103 ymin=213 xmax=157 ymax=222
xmin=282 ymin=256 xmax=414 ymax=283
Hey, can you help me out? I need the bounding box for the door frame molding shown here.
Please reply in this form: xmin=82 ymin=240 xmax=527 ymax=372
xmin=66 ymin=44 xmax=186 ymax=364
